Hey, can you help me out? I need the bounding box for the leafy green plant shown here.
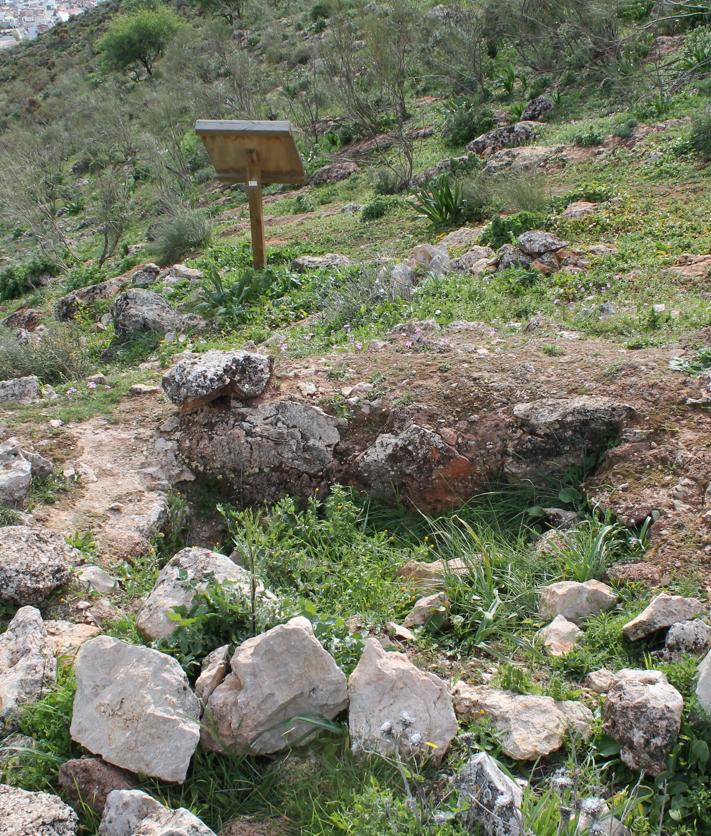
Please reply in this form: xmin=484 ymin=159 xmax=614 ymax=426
xmin=62 ymin=262 xmax=108 ymax=293
xmin=99 ymin=5 xmax=182 ymax=78
xmin=442 ymin=99 xmax=495 ymax=147
xmin=681 ymin=26 xmax=711 ymax=72
xmin=480 ymin=211 xmax=546 ymax=249
xmin=197 ymin=266 xmax=275 ymax=325
xmin=0 ymin=254 xmax=59 ymax=301
xmin=413 ymin=175 xmax=486 ymax=228
xmin=670 ymin=346 xmax=711 ymax=374
xmin=153 ymin=208 xmax=213 ymax=266
xmin=361 ymin=195 xmax=400 ymax=221
xmin=573 ymin=127 xmax=605 ymax=147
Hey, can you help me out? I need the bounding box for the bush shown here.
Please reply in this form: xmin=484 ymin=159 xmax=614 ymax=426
xmin=442 ymin=99 xmax=495 ymax=147
xmin=413 ymin=175 xmax=490 ymax=228
xmin=612 ymin=117 xmax=638 ymax=139
xmin=361 ymin=195 xmax=400 ymax=221
xmin=0 ymin=255 xmax=59 ymax=301
xmin=681 ymin=26 xmax=711 ymax=72
xmin=691 ymin=108 xmax=711 ymax=160
xmin=153 ymin=208 xmax=213 ymax=266
xmin=617 ymin=0 xmax=654 ymax=20
xmin=480 ymin=211 xmax=546 ymax=249
xmin=0 ymin=324 xmax=92 ymax=384
xmin=573 ymin=127 xmax=605 ymax=147
xmin=62 ymin=263 xmax=108 ymax=293
xmin=372 ymin=166 xmax=408 ymax=195
xmin=99 ymin=5 xmax=182 ymax=78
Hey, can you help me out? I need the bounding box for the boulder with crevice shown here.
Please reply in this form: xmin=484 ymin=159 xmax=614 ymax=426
xmin=348 ymin=638 xmax=457 ymax=763
xmin=203 ymin=617 xmax=348 ymax=755
xmin=0 ymin=525 xmax=76 ymax=606
xmin=71 ymin=636 xmax=201 ymax=783
xmin=452 ymin=683 xmax=593 ymax=760
xmin=195 ymin=645 xmax=230 ymax=703
xmin=622 ymin=593 xmax=706 ymax=641
xmin=162 ymin=350 xmax=272 ymax=412
xmin=0 ymin=606 xmax=56 ymax=729
xmin=136 ymin=547 xmax=274 ymax=641
xmin=0 ymin=784 xmax=78 ymax=835
xmin=177 ymin=399 xmax=341 ymax=505
xmin=99 ymin=789 xmax=215 ymax=836
xmin=603 ymin=669 xmax=683 ymax=775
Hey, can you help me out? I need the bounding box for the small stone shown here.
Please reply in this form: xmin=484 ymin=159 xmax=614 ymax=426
xmin=403 ymin=592 xmax=450 ymax=628
xmin=539 ymin=580 xmax=618 ymax=624
xmin=622 ymin=593 xmax=705 ymax=641
xmin=517 ymin=231 xmax=567 ymax=257
xmin=98 ymin=789 xmax=215 ymax=836
xmin=538 ymin=614 xmax=582 ymax=656
xmin=76 ymin=565 xmax=119 ymax=594
xmin=291 ymin=254 xmax=352 ymax=272
xmin=0 ymin=784 xmax=78 ymax=835
xmin=58 ymin=758 xmax=136 ymax=816
xmin=385 ymin=623 xmax=416 ymax=642
xmin=129 ymin=384 xmax=160 ymax=396
xmin=0 ymin=376 xmax=41 ymax=404
xmin=585 ymin=669 xmax=617 ymax=694
xmin=194 ymin=645 xmax=230 ymax=703
xmin=455 ymin=751 xmax=524 ymax=835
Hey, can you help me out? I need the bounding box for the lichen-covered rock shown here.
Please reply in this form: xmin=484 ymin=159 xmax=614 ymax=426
xmin=622 ymin=593 xmax=706 ymax=641
xmin=0 ymin=783 xmax=78 ymax=835
xmin=55 ymin=276 xmax=128 ymax=321
xmin=467 ymin=121 xmax=538 ymax=156
xmin=0 ymin=375 xmax=40 ymax=404
xmin=484 ymin=144 xmax=559 ymax=176
xmin=455 ymin=752 xmax=524 ymax=835
xmin=496 ymin=244 xmax=532 ymax=272
xmin=451 ymin=244 xmax=494 ymax=273
xmin=291 ymin=254 xmax=352 ymax=272
xmin=309 ymin=161 xmax=358 ymax=185
xmin=452 ymin=683 xmax=593 ymax=760
xmin=58 ymin=758 xmax=136 ymax=816
xmin=99 ymin=789 xmax=215 ymax=836
xmin=0 ymin=606 xmax=56 ymax=729
xmin=664 ymin=620 xmax=711 ymax=660
xmin=521 ymin=95 xmax=554 ymax=122
xmin=177 ymin=400 xmax=341 ymax=505
xmin=355 ymin=423 xmax=474 ymax=509
xmin=507 ymin=396 xmax=633 ymax=481
xmin=136 ymin=547 xmax=273 ymax=641
xmin=603 ymin=669 xmax=683 ymax=775
xmin=130 ymin=263 xmax=160 ymax=287
xmin=71 ymin=636 xmax=201 ymax=783
xmin=517 ymin=231 xmax=567 ymax=257
xmin=539 ymin=580 xmax=618 ymax=625
xmin=203 ymin=617 xmax=347 ymax=755
xmin=0 ymin=526 xmax=75 ymax=606
xmin=348 ymin=638 xmax=456 ymax=763
xmin=161 ymin=350 xmax=272 ymax=411
xmin=111 ymin=289 xmax=204 ymax=337
xmin=538 ymin=614 xmax=582 ymax=656
xmin=0 ymin=437 xmax=32 ymax=507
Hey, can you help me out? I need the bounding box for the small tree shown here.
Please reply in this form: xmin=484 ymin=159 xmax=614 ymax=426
xmin=99 ymin=6 xmax=182 ymax=79
xmin=188 ymin=0 xmax=248 ymax=26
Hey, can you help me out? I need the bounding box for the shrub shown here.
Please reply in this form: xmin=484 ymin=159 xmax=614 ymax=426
xmin=681 ymin=25 xmax=711 ymax=71
xmin=617 ymin=0 xmax=654 ymax=20
xmin=153 ymin=208 xmax=213 ymax=266
xmin=442 ymin=99 xmax=495 ymax=147
xmin=691 ymin=108 xmax=711 ymax=160
xmin=0 ymin=323 xmax=92 ymax=384
xmin=573 ymin=127 xmax=605 ymax=147
xmin=372 ymin=166 xmax=408 ymax=195
xmin=413 ymin=174 xmax=490 ymax=228
xmin=0 ymin=255 xmax=59 ymax=302
xmin=480 ymin=211 xmax=546 ymax=249
xmin=488 ymin=173 xmax=550 ymax=213
xmin=62 ymin=263 xmax=108 ymax=293
xmin=361 ymin=196 xmax=400 ymax=221
xmin=197 ymin=266 xmax=277 ymax=325
xmin=99 ymin=5 xmax=182 ymax=78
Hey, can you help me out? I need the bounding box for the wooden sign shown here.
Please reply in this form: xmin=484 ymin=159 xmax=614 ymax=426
xmin=195 ymin=120 xmax=306 ymax=269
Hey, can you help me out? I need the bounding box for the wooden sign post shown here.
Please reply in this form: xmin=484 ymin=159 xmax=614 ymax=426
xmin=195 ymin=120 xmax=306 ymax=269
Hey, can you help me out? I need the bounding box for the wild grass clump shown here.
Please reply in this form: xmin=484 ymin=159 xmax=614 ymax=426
xmin=153 ymin=208 xmax=213 ymax=266
xmin=0 ymin=324 xmax=92 ymax=383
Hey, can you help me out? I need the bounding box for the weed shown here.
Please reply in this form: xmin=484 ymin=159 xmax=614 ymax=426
xmin=0 ymin=324 xmax=93 ymax=384
xmin=442 ymin=99 xmax=495 ymax=147
xmin=573 ymin=128 xmax=605 ymax=147
xmin=480 ymin=212 xmax=546 ymax=249
xmin=691 ymin=107 xmax=711 ymax=161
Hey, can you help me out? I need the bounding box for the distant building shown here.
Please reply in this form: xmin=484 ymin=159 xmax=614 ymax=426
xmin=0 ymin=0 xmax=108 ymax=46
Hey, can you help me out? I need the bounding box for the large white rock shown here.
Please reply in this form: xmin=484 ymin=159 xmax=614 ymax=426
xmin=455 ymin=752 xmax=524 ymax=835
xmin=0 ymin=606 xmax=56 ymax=729
xmin=538 ymin=614 xmax=582 ymax=656
xmin=0 ymin=437 xmax=32 ymax=507
xmin=348 ymin=638 xmax=457 ymax=763
xmin=539 ymin=580 xmax=618 ymax=624
xmin=161 ymin=350 xmax=272 ymax=411
xmin=622 ymin=593 xmax=705 ymax=641
xmin=204 ymin=617 xmax=347 ymax=755
xmin=99 ymin=789 xmax=215 ymax=836
xmin=70 ymin=636 xmax=201 ymax=783
xmin=0 ymin=525 xmax=75 ymax=606
xmin=603 ymin=669 xmax=683 ymax=775
xmin=0 ymin=783 xmax=78 ymax=835
xmin=696 ymin=649 xmax=711 ymax=715
xmin=136 ymin=547 xmax=273 ymax=641
xmin=452 ymin=683 xmax=593 ymax=760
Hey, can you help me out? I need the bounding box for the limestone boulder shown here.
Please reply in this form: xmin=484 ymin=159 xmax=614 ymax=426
xmin=130 ymin=263 xmax=160 ymax=287
xmin=204 ymin=617 xmax=347 ymax=755
xmin=403 ymin=592 xmax=450 ymax=628
xmin=99 ymin=789 xmax=215 ymax=836
xmin=162 ymin=350 xmax=272 ymax=411
xmin=111 ymin=289 xmax=205 ymax=337
xmin=0 ymin=784 xmax=78 ymax=835
xmin=58 ymin=758 xmax=136 ymax=816
xmin=76 ymin=565 xmax=119 ymax=594
xmin=450 ymin=245 xmax=494 ymax=273
xmin=483 ymin=144 xmax=559 ymax=176
xmin=0 ymin=606 xmax=56 ymax=729
xmin=195 ymin=645 xmax=230 ymax=703
xmin=177 ymin=400 xmax=341 ymax=505
xmin=348 ymin=638 xmax=456 ymax=763
xmin=136 ymin=547 xmax=274 ymax=641
xmin=539 ymin=580 xmax=618 ymax=624
xmin=70 ymin=636 xmax=201 ymax=783
xmin=0 ymin=375 xmax=40 ymax=404
xmin=44 ymin=620 xmax=101 ymax=658
xmin=538 ymin=614 xmax=582 ymax=656
xmin=467 ymin=121 xmax=538 ymax=156
xmin=455 ymin=752 xmax=524 ymax=835
xmin=452 ymin=683 xmax=593 ymax=760
xmin=0 ymin=437 xmax=32 ymax=507
xmin=521 ymin=95 xmax=554 ymax=122
xmin=291 ymin=254 xmax=352 ymax=272
xmin=603 ymin=669 xmax=683 ymax=775
xmin=355 ymin=423 xmax=474 ymax=509
xmin=517 ymin=231 xmax=567 ymax=257
xmin=622 ymin=593 xmax=705 ymax=641
xmin=0 ymin=525 xmax=75 ymax=606
xmin=55 ymin=276 xmax=128 ymax=321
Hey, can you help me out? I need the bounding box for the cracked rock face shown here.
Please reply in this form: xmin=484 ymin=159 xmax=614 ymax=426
xmin=603 ymin=669 xmax=683 ymax=775
xmin=452 ymin=683 xmax=593 ymax=760
xmin=99 ymin=789 xmax=215 ymax=836
xmin=348 ymin=638 xmax=457 ymax=764
xmin=0 ymin=606 xmax=56 ymax=729
xmin=136 ymin=547 xmax=274 ymax=641
xmin=161 ymin=350 xmax=272 ymax=412
xmin=70 ymin=636 xmax=201 ymax=783
xmin=177 ymin=399 xmax=341 ymax=504
xmin=0 ymin=783 xmax=78 ymax=835
xmin=355 ymin=423 xmax=475 ymax=509
xmin=203 ymin=617 xmax=348 ymax=755
xmin=507 ymin=396 xmax=634 ymax=481
xmin=0 ymin=526 xmax=75 ymax=606
xmin=455 ymin=752 xmax=524 ymax=836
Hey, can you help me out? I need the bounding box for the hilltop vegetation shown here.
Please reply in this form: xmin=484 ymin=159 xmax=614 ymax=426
xmin=0 ymin=1 xmax=711 ymax=835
